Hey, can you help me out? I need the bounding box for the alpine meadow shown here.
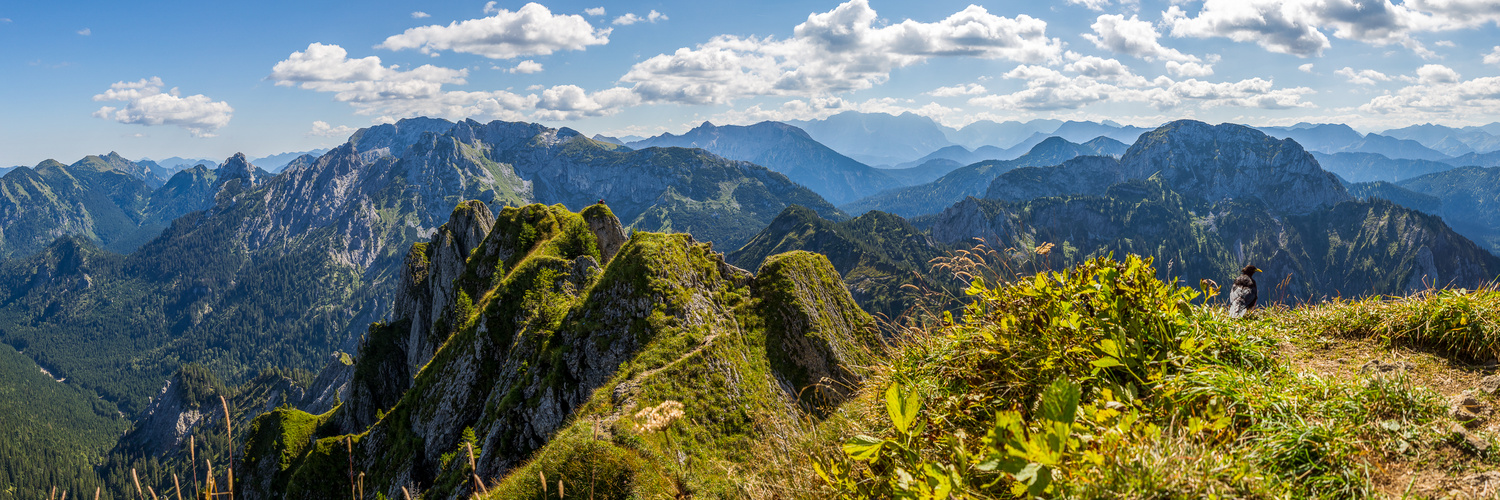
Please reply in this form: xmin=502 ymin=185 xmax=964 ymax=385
xmin=7 ymin=1 xmax=1500 ymax=498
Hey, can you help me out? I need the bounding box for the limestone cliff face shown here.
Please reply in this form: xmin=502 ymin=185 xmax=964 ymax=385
xmin=391 ymin=201 xmax=498 ymax=376
xmin=117 ymin=374 xmax=206 ymax=457
xmin=239 ymin=203 xmax=880 ymax=500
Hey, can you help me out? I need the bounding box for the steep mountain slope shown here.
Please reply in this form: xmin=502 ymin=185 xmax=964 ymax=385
xmin=0 ymin=155 xmax=154 ymax=258
xmin=0 ymin=342 xmax=129 ymax=499
xmin=841 ymin=136 xmax=1140 ymax=218
xmin=786 ymin=111 xmax=955 ymax=166
xmin=626 ymin=121 xmax=904 ymax=204
xmin=238 ymin=203 xmax=880 ymax=500
xmin=0 ymin=152 xmax=268 ymax=260
xmin=1347 ymin=181 xmax=1442 ymax=213
xmin=729 ymin=205 xmax=944 ymax=318
xmin=1122 ymin=120 xmax=1349 ymax=214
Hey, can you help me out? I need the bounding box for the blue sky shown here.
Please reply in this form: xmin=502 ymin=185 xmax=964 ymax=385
xmin=3 ymin=0 xmax=1499 ymax=166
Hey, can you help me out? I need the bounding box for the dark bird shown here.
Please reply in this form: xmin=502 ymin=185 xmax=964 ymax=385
xmin=1228 ymin=265 xmax=1261 ymax=318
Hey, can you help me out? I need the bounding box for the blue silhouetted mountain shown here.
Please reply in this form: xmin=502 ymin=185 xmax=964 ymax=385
xmin=841 ymin=136 xmax=1115 ymax=217
xmin=627 ymin=121 xmax=904 ymax=204
xmin=785 ymin=111 xmax=956 ymax=166
xmin=250 ymin=149 xmax=330 ymax=173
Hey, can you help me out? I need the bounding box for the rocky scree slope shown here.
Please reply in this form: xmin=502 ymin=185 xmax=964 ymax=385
xmin=239 ymin=202 xmax=881 ymax=500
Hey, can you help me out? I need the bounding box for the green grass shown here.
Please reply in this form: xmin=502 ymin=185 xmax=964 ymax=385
xmin=807 ymin=256 xmax=1499 ymax=498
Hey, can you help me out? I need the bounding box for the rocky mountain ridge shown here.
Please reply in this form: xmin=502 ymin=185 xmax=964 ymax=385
xmin=240 ymin=202 xmax=880 ymax=499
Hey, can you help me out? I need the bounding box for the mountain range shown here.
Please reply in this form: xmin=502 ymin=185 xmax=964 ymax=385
xmin=0 ymin=152 xmax=272 ymax=259
xmin=0 ymin=117 xmax=841 ymax=417
xmin=5 ymin=112 xmax=1500 ymax=498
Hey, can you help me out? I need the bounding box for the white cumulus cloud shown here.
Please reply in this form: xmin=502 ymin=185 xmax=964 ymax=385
xmin=533 ymin=85 xmax=641 ymax=121
xmin=1299 ymin=63 xmax=1315 ymax=73
xmin=1416 ymin=63 xmax=1460 ymax=84
xmin=1487 ymin=46 xmax=1500 ymax=65
xmin=584 ymin=7 xmax=605 ymax=16
xmin=268 ymin=43 xmax=535 ymax=121
xmin=1335 ymin=67 xmax=1392 ymax=85
xmin=91 ymin=77 xmax=233 ymax=137
xmin=1068 ymin=0 xmax=1115 ymax=11
xmin=1166 ymin=61 xmax=1215 ymax=77
xmin=1162 ymin=0 xmax=1470 ymax=58
xmin=968 ymin=64 xmax=1312 ymax=112
xmin=926 ymin=83 xmax=988 ymax=97
xmin=622 ymin=0 xmax=1064 ymax=105
xmin=1085 ymin=14 xmax=1200 ymax=63
xmin=614 ymin=10 xmax=667 ymax=25
xmin=508 ymin=60 xmax=544 ymax=74
xmin=1361 ymin=73 xmax=1500 ymax=121
xmin=411 ymin=11 xmax=430 ymax=19
xmin=77 ymin=28 xmax=90 ymax=36
xmin=379 ymin=2 xmax=610 ymax=59
xmin=308 ymin=121 xmax=356 ymax=137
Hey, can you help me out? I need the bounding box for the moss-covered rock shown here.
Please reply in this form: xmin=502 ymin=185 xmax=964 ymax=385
xmin=755 ymin=251 xmax=882 ymax=412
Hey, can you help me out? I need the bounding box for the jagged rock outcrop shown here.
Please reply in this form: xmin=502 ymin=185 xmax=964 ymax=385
xmin=117 ymin=374 xmax=208 ymax=457
xmin=582 ymin=203 xmax=628 ymax=262
xmin=391 ymin=201 xmax=497 ymax=375
xmin=298 ymin=352 xmax=354 ymax=415
xmin=334 ymin=319 xmax=413 ymax=433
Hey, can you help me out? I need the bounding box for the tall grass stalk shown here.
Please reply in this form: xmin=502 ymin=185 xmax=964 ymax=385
xmin=468 ymin=442 xmax=488 ymax=496
xmin=346 ymin=436 xmax=356 ymax=500
xmin=190 ymin=436 xmax=198 ymax=498
xmin=219 ymin=395 xmax=234 ymax=500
